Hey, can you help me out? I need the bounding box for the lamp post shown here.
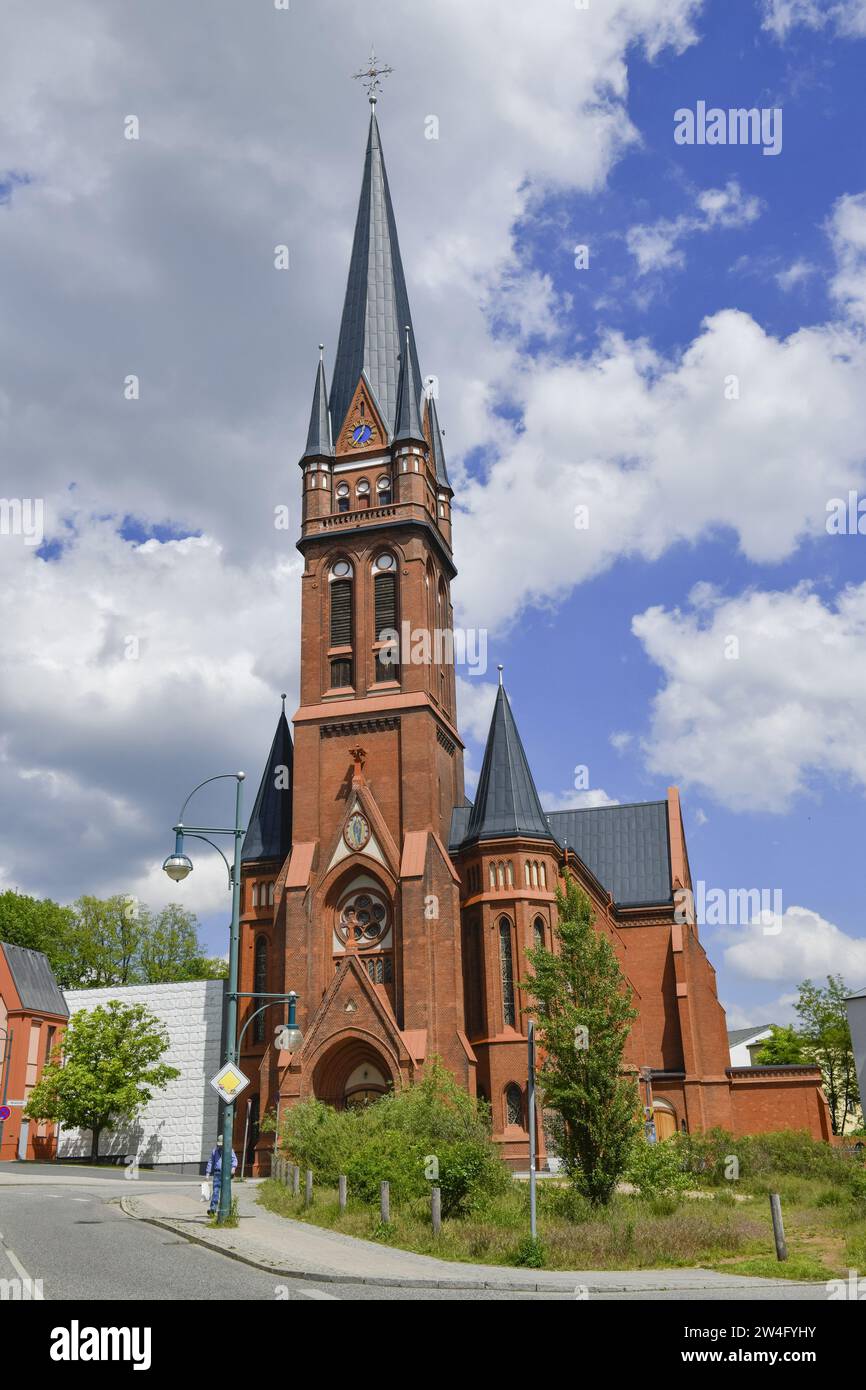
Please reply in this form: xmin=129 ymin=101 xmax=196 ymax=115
xmin=163 ymin=772 xmax=245 ymax=1225
xmin=0 ymin=1025 xmax=13 ymax=1159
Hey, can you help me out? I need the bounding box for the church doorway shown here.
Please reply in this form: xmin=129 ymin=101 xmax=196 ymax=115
xmin=652 ymin=1101 xmax=678 ymax=1140
xmin=311 ymin=1038 xmax=395 ymax=1110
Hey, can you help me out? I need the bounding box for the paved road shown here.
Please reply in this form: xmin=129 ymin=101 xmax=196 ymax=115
xmin=0 ymin=1181 xmax=832 ymax=1301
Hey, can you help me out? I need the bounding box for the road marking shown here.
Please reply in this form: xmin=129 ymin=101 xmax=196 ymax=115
xmin=0 ymin=1229 xmax=45 ymax=1299
xmin=297 ymin=1286 xmax=340 ymax=1300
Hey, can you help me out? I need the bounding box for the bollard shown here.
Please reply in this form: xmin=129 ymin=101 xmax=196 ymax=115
xmin=305 ymin=1169 xmax=313 ymax=1208
xmin=769 ymin=1193 xmax=788 ymax=1261
xmin=292 ymin=1164 xmax=300 ymax=1196
xmin=339 ymin=1174 xmax=347 ymax=1213
xmin=431 ymin=1185 xmax=441 ymax=1237
xmin=380 ymin=1179 xmax=390 ymax=1224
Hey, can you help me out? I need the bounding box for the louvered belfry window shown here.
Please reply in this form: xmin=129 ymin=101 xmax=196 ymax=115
xmin=374 ymin=570 xmax=398 ymax=681
xmin=330 ymin=578 xmax=352 ymax=647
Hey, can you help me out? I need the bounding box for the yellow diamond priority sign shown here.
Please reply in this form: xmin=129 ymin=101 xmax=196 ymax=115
xmin=209 ymin=1062 xmax=250 ymax=1104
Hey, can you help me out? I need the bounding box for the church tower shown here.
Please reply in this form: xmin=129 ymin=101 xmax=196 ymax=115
xmin=246 ymin=94 xmax=473 ymax=1128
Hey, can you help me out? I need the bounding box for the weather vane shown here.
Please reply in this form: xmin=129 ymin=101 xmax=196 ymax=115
xmin=352 ymin=46 xmax=393 ymax=106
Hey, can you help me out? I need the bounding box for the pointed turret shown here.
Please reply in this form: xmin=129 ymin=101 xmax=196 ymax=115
xmin=394 ymin=325 xmax=424 ymax=443
xmin=463 ymin=672 xmax=553 ymax=845
xmin=300 ymin=346 xmax=333 ymax=463
xmin=425 ymin=391 xmax=451 ymax=490
xmin=241 ymin=699 xmax=294 ymax=864
xmin=329 ymin=109 xmax=423 ymax=441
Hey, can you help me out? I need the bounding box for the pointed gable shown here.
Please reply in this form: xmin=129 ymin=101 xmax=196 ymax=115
xmin=463 ymin=683 xmax=553 ymax=845
xmin=241 ymin=707 xmax=294 ymax=865
xmin=329 ymin=110 xmax=423 ymax=443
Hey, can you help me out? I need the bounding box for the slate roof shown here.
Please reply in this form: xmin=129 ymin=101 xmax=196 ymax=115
xmin=546 ymin=802 xmax=672 ymax=907
xmin=301 ymin=351 xmax=333 ymax=461
xmin=0 ymin=942 xmax=68 ymax=1017
xmin=426 ymin=393 xmax=451 ymax=490
xmin=394 ymin=326 xmax=425 ymax=442
xmin=727 ymin=1024 xmax=774 ymax=1047
xmin=329 ymin=110 xmax=424 ymax=442
xmin=462 ymin=685 xmax=554 ymax=845
xmin=241 ymin=709 xmax=294 ymax=865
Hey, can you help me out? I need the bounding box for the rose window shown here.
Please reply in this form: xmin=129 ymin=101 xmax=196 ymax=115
xmin=338 ymin=889 xmax=389 ymax=948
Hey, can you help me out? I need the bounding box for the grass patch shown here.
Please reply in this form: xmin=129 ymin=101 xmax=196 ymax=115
xmin=718 ymin=1255 xmax=832 ymax=1282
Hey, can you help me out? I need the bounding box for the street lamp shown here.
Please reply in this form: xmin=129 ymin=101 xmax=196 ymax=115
xmin=163 ymin=772 xmax=245 ymax=1225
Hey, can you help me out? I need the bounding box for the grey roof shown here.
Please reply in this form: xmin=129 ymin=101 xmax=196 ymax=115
xmin=426 ymin=393 xmax=451 ymax=489
xmin=463 ymin=686 xmax=553 ymax=845
xmin=241 ymin=709 xmax=294 ymax=865
xmin=394 ymin=327 xmax=424 ymax=442
xmin=329 ymin=110 xmax=423 ymax=442
xmin=547 ymin=802 xmax=672 ymax=907
xmin=727 ymin=1024 xmax=775 ymax=1046
xmin=1 ymin=942 xmax=68 ymax=1017
xmin=301 ymin=352 xmax=333 ymax=461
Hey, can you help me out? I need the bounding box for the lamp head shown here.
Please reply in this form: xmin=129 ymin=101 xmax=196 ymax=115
xmin=162 ymin=853 xmax=193 ymax=882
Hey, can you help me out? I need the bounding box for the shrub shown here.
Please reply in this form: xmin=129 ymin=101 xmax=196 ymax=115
xmin=626 ymin=1137 xmax=690 ymax=1199
xmin=511 ymin=1235 xmax=546 ymax=1268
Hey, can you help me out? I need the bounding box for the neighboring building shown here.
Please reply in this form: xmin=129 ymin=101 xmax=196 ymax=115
xmin=0 ymin=942 xmax=69 ymax=1160
xmin=728 ymin=1025 xmax=775 ymax=1067
xmin=846 ymin=987 xmax=866 ymax=1127
xmin=231 ymin=100 xmax=831 ymax=1170
xmin=58 ymin=980 xmax=226 ymax=1172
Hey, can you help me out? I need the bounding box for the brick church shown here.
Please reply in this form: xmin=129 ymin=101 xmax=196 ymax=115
xmin=235 ymin=101 xmax=830 ymax=1171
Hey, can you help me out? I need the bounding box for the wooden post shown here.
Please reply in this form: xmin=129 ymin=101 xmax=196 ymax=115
xmin=380 ymin=1180 xmax=390 ymax=1224
xmin=769 ymin=1193 xmax=788 ymax=1261
xmin=305 ymin=1169 xmax=313 ymax=1207
xmin=431 ymin=1185 xmax=441 ymax=1236
xmin=292 ymin=1164 xmax=300 ymax=1196
xmin=339 ymin=1174 xmax=347 ymax=1213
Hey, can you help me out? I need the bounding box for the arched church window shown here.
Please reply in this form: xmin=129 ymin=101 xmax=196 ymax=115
xmin=505 ymin=1083 xmax=523 ymax=1128
xmin=336 ymin=482 xmax=350 ymax=513
xmin=524 ymin=860 xmax=530 ymax=887
xmin=540 ymin=863 xmax=547 ymax=889
xmin=329 ymin=560 xmax=353 ymax=689
xmin=497 ymin=861 xmax=504 ymax=888
xmin=533 ymin=916 xmax=545 ymax=951
xmin=356 ymin=478 xmax=371 ymax=509
xmin=506 ymin=861 xmax=514 ymax=887
xmin=531 ymin=861 xmax=539 ymax=888
xmin=377 ymin=475 xmax=392 ymax=505
xmin=268 ymin=882 xmax=275 ymax=907
xmin=253 ymin=936 xmax=268 ymax=1043
xmin=489 ymin=862 xmax=496 ymax=891
xmin=499 ymin=917 xmax=516 ymax=1027
xmin=251 ymin=882 xmax=258 ymax=908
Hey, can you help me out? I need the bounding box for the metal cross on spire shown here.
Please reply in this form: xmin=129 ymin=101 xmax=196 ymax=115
xmin=352 ymin=46 xmax=393 ymax=105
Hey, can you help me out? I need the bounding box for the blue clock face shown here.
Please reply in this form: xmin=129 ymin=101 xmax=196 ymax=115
xmin=352 ymin=423 xmax=373 ymax=446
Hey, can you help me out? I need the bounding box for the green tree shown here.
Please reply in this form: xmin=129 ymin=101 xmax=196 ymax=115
xmin=137 ymin=904 xmax=227 ymax=982
xmin=753 ymin=1024 xmax=807 ymax=1066
xmin=522 ymin=876 xmax=641 ymax=1205
xmin=0 ymin=891 xmax=77 ymax=986
xmin=795 ymin=976 xmax=860 ymax=1135
xmin=65 ymin=895 xmax=143 ymax=987
xmin=24 ymin=1001 xmax=179 ymax=1161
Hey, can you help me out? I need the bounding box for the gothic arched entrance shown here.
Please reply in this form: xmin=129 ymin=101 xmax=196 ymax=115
xmin=310 ymin=1036 xmax=398 ymax=1110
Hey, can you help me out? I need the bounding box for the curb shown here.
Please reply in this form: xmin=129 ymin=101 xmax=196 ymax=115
xmin=118 ymin=1198 xmax=823 ymax=1295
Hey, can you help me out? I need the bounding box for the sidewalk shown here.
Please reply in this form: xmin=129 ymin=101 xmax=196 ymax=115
xmin=119 ymin=1180 xmax=821 ymax=1294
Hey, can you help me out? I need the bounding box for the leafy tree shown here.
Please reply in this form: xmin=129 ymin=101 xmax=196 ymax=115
xmin=522 ymin=876 xmax=641 ymax=1205
xmin=66 ymin=895 xmax=143 ymax=988
xmin=24 ymin=1001 xmax=179 ymax=1161
xmin=137 ymin=904 xmax=227 ymax=982
xmin=753 ymin=1024 xmax=807 ymax=1066
xmin=795 ymin=976 xmax=860 ymax=1135
xmin=0 ymin=891 xmax=77 ymax=986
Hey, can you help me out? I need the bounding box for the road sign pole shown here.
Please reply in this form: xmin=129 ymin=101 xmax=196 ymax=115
xmin=217 ymin=774 xmax=244 ymax=1225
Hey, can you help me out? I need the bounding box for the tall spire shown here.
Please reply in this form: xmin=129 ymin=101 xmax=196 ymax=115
xmin=463 ymin=683 xmax=553 ymax=845
xmin=394 ymin=325 xmax=424 ymax=442
xmin=241 ymin=703 xmax=294 ymax=864
xmin=301 ymin=344 xmax=333 ymax=462
xmin=329 ymin=109 xmax=423 ymax=442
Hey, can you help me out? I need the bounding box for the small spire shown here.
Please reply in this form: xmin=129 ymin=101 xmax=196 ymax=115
xmin=394 ymin=324 xmax=424 ymax=442
xmin=425 ymin=390 xmax=451 ymax=490
xmin=300 ymin=346 xmax=333 ymax=462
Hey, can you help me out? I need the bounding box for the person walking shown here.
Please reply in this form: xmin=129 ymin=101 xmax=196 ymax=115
xmin=205 ymin=1135 xmax=238 ymax=1215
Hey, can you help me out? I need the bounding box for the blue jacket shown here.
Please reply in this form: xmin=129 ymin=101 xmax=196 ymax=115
xmin=206 ymin=1146 xmax=238 ymax=1177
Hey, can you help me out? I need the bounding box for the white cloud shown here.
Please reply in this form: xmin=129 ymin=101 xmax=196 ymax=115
xmin=625 ymin=180 xmax=762 ymax=276
xmin=610 ymin=731 xmax=633 ymax=752
xmin=775 ymin=258 xmax=818 ymax=292
xmin=540 ymin=788 xmax=619 ymax=810
xmin=828 ymin=192 xmax=866 ymax=324
xmin=723 ymin=905 xmax=866 ymax=984
xmin=632 ymin=580 xmax=866 ymax=812
xmin=762 ymin=0 xmax=866 ymax=38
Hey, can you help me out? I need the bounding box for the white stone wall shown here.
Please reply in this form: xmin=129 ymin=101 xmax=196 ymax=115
xmin=58 ymin=979 xmax=225 ymax=1169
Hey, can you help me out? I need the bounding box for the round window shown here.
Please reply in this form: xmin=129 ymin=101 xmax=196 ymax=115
xmin=338 ymin=888 xmax=389 ymax=948
xmin=377 ymin=477 xmax=391 ymax=491
xmin=376 ymin=553 xmax=395 ymax=571
xmin=356 ymin=480 xmax=370 ymax=494
xmin=336 ymin=483 xmax=350 ymax=497
xmin=332 ymin=560 xmax=352 ymax=578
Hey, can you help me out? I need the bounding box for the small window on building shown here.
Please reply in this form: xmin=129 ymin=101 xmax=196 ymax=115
xmin=336 ymin=482 xmax=350 ymax=512
xmin=356 ymin=478 xmax=371 ymax=508
xmin=377 ymin=476 xmax=392 ymax=505
xmin=505 ymin=1083 xmax=523 ymax=1128
xmin=489 ymin=862 xmax=496 ymax=890
xmin=254 ymin=937 xmax=268 ymax=1043
xmin=540 ymin=863 xmax=547 ymax=889
xmin=499 ymin=918 xmax=516 ymax=1027
xmin=533 ymin=917 xmax=545 ymax=951
xmin=330 ymin=658 xmax=353 ymax=689
xmin=268 ymin=882 xmax=275 ymax=906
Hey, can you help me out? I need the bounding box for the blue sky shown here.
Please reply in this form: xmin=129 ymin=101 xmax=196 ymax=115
xmin=2 ymin=0 xmax=866 ymax=1030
